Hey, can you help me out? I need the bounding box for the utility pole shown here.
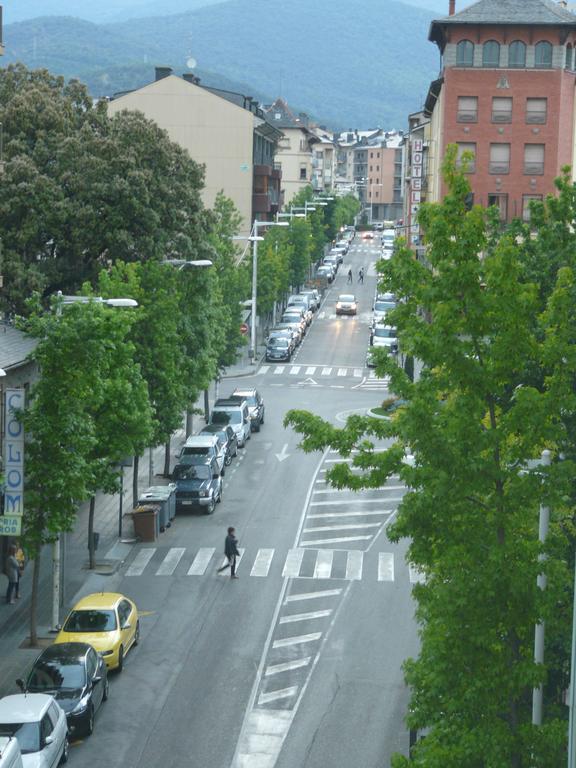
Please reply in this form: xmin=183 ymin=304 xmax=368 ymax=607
xmin=532 ymin=448 xmax=551 ymax=726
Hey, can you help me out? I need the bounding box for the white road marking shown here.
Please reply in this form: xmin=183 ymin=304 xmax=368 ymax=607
xmin=258 ymin=687 xmax=299 ymax=706
xmin=289 ymin=366 xmax=300 ymax=375
xmin=284 ymin=588 xmax=342 ymax=603
xmin=307 ymin=510 xmax=392 ymax=519
xmin=300 ymin=535 xmax=373 ymax=546
xmin=337 ymin=368 xmax=347 ymax=376
xmin=313 ymin=549 xmax=334 ymax=579
xmin=304 ymin=522 xmax=382 ymax=533
xmin=305 ymin=366 xmax=316 ymax=375
xmin=218 ymin=548 xmax=245 ymax=573
xmin=310 ymin=498 xmax=399 ymax=507
xmin=258 ymin=366 xmax=270 ymax=374
xmin=321 ymin=367 xmax=332 ymax=376
xmin=187 ymin=547 xmax=215 ymax=576
xmin=126 ymin=548 xmax=155 ymax=576
xmin=265 ymin=658 xmax=312 ymax=676
xmin=324 ymin=457 xmax=354 ymax=464
xmin=378 ymin=553 xmax=395 ymax=582
xmin=346 ymin=550 xmax=363 ymax=580
xmin=409 ymin=564 xmax=426 ymax=584
xmin=279 ymin=609 xmax=332 ymax=624
xmin=353 ymin=368 xmax=363 ymax=377
xmin=312 ymin=486 xmax=404 ymax=494
xmin=155 ymin=547 xmax=185 ymax=576
xmin=273 ymin=366 xmax=285 ymax=375
xmin=272 ymin=633 xmax=322 ymax=649
xmin=282 ymin=548 xmax=305 ymax=578
xmin=251 ymin=549 xmax=275 ymax=577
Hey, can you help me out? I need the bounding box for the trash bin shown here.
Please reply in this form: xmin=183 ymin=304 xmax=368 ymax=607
xmin=138 ymin=486 xmax=173 ymax=532
xmin=132 ymin=505 xmax=159 ymax=542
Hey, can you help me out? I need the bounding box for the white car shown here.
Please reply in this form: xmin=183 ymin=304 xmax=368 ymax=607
xmin=372 ymin=297 xmax=396 ymax=326
xmin=0 ymin=694 xmax=68 ymax=767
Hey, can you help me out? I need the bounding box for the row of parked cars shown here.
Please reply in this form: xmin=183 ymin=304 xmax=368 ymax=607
xmin=316 ymin=228 xmax=354 ymax=283
xmin=265 ymin=289 xmax=320 ymax=362
xmin=367 ymin=291 xmax=398 ymax=367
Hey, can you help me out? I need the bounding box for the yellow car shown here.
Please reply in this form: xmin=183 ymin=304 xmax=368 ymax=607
xmin=55 ymin=592 xmax=139 ymax=671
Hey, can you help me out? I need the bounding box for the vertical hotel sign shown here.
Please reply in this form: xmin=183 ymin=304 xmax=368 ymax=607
xmin=2 ymin=389 xmax=24 ymax=535
xmin=410 ymin=139 xmax=423 ymax=245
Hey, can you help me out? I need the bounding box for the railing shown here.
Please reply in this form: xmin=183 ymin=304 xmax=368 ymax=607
xmin=457 ymin=109 xmax=477 ymax=123
xmin=526 ymin=111 xmax=546 ymax=124
xmin=489 ymin=162 xmax=509 ymax=174
xmin=492 ymin=111 xmax=512 ymax=123
xmin=524 ymin=162 xmax=544 ymax=175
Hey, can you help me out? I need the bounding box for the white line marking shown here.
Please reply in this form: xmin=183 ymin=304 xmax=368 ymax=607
xmin=307 ymin=510 xmax=393 ymax=519
xmin=282 ymin=548 xmax=305 ymax=578
xmin=265 ymin=658 xmax=311 ymax=676
xmin=378 ymin=553 xmax=395 ymax=582
xmin=126 ymin=548 xmax=155 ymax=576
xmin=409 ymin=564 xmax=426 ymax=584
xmin=353 ymin=369 xmax=363 ymax=377
xmin=345 ymin=551 xmax=363 ymax=580
xmin=258 ymin=687 xmax=299 ymax=705
xmin=251 ymin=549 xmax=275 ymax=577
xmin=304 ymin=522 xmax=382 ymax=533
xmin=279 ymin=609 xmax=332 ymax=624
xmin=310 ymin=498 xmax=401 ymax=507
xmin=300 ymin=535 xmax=373 ymax=546
xmin=305 ymin=366 xmax=316 ymax=375
xmin=218 ymin=548 xmax=245 ymax=574
xmin=321 ymin=367 xmax=332 ymax=376
xmin=284 ymin=588 xmax=342 ymax=603
xmin=187 ymin=547 xmax=215 ymax=576
xmin=337 ymin=368 xmax=347 ymax=376
xmin=273 ymin=366 xmax=285 ymax=375
xmin=258 ymin=366 xmax=270 ymax=374
xmin=313 ymin=549 xmax=334 ymax=579
xmin=312 ymin=486 xmax=404 ymax=494
xmin=155 ymin=547 xmax=185 ymax=576
xmin=272 ymin=633 xmax=322 ymax=649
xmin=324 ymin=457 xmax=354 ymax=464
xmin=290 ymin=366 xmax=301 ymax=375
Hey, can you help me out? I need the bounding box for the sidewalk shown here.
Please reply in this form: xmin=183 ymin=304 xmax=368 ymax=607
xmin=220 ymin=341 xmax=266 ymax=379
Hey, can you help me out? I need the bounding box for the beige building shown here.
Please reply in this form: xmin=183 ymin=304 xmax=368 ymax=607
xmin=109 ymin=68 xmax=282 ymax=235
xmin=263 ymin=99 xmax=318 ymax=203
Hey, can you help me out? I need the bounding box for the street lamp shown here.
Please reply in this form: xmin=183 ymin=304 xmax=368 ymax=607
xmin=162 ymin=259 xmax=213 ymax=271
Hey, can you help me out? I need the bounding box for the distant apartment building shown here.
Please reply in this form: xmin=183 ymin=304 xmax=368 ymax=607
xmin=309 ymin=127 xmax=337 ymax=193
xmin=108 ymin=68 xmax=283 ymax=234
xmin=416 ymin=0 xmax=576 ymax=232
xmin=263 ymin=99 xmax=319 ymax=203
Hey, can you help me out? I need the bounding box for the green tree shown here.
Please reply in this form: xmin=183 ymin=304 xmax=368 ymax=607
xmin=285 ymin=154 xmax=576 ymax=766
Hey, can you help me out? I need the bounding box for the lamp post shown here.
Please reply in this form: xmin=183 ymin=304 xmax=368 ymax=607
xmin=51 ymin=292 xmax=138 ymax=632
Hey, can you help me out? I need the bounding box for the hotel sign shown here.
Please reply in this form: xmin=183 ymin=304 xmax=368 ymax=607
xmin=3 ymin=389 xmax=25 ymax=522
xmin=410 ymin=139 xmax=423 ymax=245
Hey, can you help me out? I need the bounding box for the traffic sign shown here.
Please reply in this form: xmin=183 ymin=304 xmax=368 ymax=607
xmin=240 ymin=323 xmax=249 ymax=335
xmin=0 ymin=514 xmax=23 ymax=537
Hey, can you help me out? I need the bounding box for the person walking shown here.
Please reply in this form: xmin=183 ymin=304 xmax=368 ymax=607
xmin=217 ymin=526 xmax=240 ymax=579
xmin=347 ymin=268 xmax=353 ymax=284
xmin=358 ymin=268 xmax=364 ymax=284
xmin=14 ymin=541 xmax=25 ymax=600
xmin=5 ymin=545 xmax=19 ymax=604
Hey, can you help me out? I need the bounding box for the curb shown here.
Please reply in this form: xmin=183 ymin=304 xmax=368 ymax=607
xmin=367 ymin=408 xmax=389 ymax=420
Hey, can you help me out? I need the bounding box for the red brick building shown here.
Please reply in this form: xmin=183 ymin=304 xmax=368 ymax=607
xmin=426 ymin=0 xmax=576 ymax=222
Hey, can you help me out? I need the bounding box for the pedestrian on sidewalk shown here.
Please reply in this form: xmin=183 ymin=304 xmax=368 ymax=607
xmin=217 ymin=526 xmax=240 ymax=579
xmin=5 ymin=545 xmax=19 ymax=604
xmin=14 ymin=541 xmax=25 ymax=600
xmin=358 ymin=268 xmax=364 ymax=284
xmin=347 ymin=268 xmax=353 ymax=284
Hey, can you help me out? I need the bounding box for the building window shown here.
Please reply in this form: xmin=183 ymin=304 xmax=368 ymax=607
xmin=369 ymin=165 xmax=373 ymax=172
xmin=524 ymin=144 xmax=545 ymax=175
xmin=300 ymin=166 xmax=307 ymax=180
xmin=457 ymin=95 xmax=478 ymax=122
xmin=492 ymin=97 xmax=512 ymax=123
xmin=526 ymin=98 xmax=547 ymax=124
xmin=567 ymin=44 xmax=574 ymax=69
xmin=456 ymin=142 xmax=476 ymax=173
xmin=522 ymin=194 xmax=543 ymax=222
xmin=489 ymin=143 xmax=510 ymax=174
xmin=376 ymin=165 xmax=380 ymax=171
xmin=456 ymin=40 xmax=474 ymax=66
xmin=487 ymin=193 xmax=508 ymax=221
xmin=535 ymin=41 xmax=553 ymax=68
xmin=509 ymin=40 xmax=526 ymax=68
xmin=483 ymin=40 xmax=500 ymax=67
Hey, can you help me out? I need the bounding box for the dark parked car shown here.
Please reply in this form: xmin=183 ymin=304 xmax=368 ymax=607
xmin=232 ymin=388 xmax=265 ymax=431
xmin=17 ymin=642 xmax=108 ymax=738
xmin=174 ymin=459 xmax=223 ymax=514
xmin=199 ymin=424 xmax=238 ymax=466
xmin=266 ymin=337 xmax=292 ymax=362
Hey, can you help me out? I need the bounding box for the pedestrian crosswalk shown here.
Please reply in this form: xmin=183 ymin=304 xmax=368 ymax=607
xmin=124 ymin=545 xmax=424 ymax=584
xmin=259 ymin=364 xmax=365 ymax=378
xmin=355 ymin=371 xmax=391 ymax=391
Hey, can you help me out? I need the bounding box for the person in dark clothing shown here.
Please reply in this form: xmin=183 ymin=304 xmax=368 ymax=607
xmin=5 ymin=545 xmax=19 ymax=604
xmin=358 ymin=268 xmax=364 ymax=284
xmin=347 ymin=268 xmax=353 ymax=284
xmin=217 ymin=526 xmax=240 ymax=578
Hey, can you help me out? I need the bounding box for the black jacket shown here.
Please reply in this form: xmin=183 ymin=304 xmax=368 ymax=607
xmin=225 ymin=534 xmax=240 ymax=558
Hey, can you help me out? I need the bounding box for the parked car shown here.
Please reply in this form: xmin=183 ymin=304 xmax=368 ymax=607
xmin=286 ymin=295 xmax=313 ymax=325
xmin=316 ymin=265 xmax=334 ymax=283
xmin=232 ymin=388 xmax=265 ymax=431
xmin=266 ymin=337 xmax=292 ymax=362
xmin=274 ymin=321 xmax=303 ymax=345
xmin=299 ymin=288 xmax=320 ymax=311
xmin=281 ymin=311 xmax=307 ymax=337
xmin=0 ymin=736 xmax=23 ymax=768
xmin=18 ymin=643 xmax=108 ymax=739
xmin=323 ymin=255 xmax=340 ymax=272
xmin=177 ymin=434 xmax=226 ymax=476
xmin=0 ymin=695 xmax=68 ymax=767
xmin=335 ymin=294 xmax=358 ymax=316
xmin=268 ymin=327 xmax=297 ymax=352
xmin=370 ymin=325 xmax=398 ymax=352
xmin=173 ymin=459 xmax=222 ymax=514
xmin=199 ymin=424 xmax=238 ymax=467
xmin=210 ymin=396 xmax=251 ymax=447
xmin=372 ymin=297 xmax=396 ymax=325
xmin=328 ymin=248 xmax=345 ymax=264
xmin=55 ymin=592 xmax=139 ymax=672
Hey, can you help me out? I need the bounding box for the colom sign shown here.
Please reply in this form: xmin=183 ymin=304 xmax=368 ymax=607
xmin=2 ymin=389 xmax=24 ymax=536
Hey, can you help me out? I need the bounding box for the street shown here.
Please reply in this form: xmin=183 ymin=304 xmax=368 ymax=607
xmin=68 ymin=237 xmax=419 ymax=768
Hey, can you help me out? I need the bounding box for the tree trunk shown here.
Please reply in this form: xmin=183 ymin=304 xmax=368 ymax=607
xmin=204 ymin=389 xmax=210 ymax=423
xmin=164 ymin=437 xmax=171 ymax=478
xmin=132 ymin=454 xmax=139 ymax=508
xmin=88 ymin=496 xmax=96 ymax=570
xmin=29 ymin=550 xmax=41 ymax=647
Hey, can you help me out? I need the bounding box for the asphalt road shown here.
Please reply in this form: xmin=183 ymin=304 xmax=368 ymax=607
xmin=67 ymin=236 xmax=419 ymax=768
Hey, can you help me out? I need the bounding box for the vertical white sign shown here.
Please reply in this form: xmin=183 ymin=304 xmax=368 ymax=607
xmin=4 ymin=389 xmax=25 ymax=516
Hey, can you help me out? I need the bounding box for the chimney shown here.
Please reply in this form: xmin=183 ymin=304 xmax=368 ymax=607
xmin=182 ymin=73 xmax=200 ymax=85
xmin=449 ymin=0 xmax=455 ymax=14
xmin=155 ymin=66 xmax=173 ymax=81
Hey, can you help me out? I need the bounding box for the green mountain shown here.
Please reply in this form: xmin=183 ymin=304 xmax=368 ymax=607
xmin=3 ymin=0 xmax=439 ymax=128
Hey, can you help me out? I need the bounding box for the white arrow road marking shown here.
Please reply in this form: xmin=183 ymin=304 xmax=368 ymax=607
xmin=275 ymin=444 xmax=291 ymax=462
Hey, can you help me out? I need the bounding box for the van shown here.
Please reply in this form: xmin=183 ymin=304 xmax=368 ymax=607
xmin=210 ymin=397 xmax=251 ymax=448
xmin=0 ymin=738 xmax=23 ymax=768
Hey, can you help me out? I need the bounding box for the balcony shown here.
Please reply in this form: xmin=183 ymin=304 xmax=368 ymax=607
xmin=253 ymin=193 xmax=272 ymax=214
xmin=254 ymin=164 xmax=273 ymax=177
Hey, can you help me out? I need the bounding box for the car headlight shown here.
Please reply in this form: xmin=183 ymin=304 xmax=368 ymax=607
xmin=71 ymin=694 xmax=91 ymax=715
xmin=336 ymin=303 xmax=342 ymax=309
xmin=199 ymin=490 xmax=208 ymax=497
